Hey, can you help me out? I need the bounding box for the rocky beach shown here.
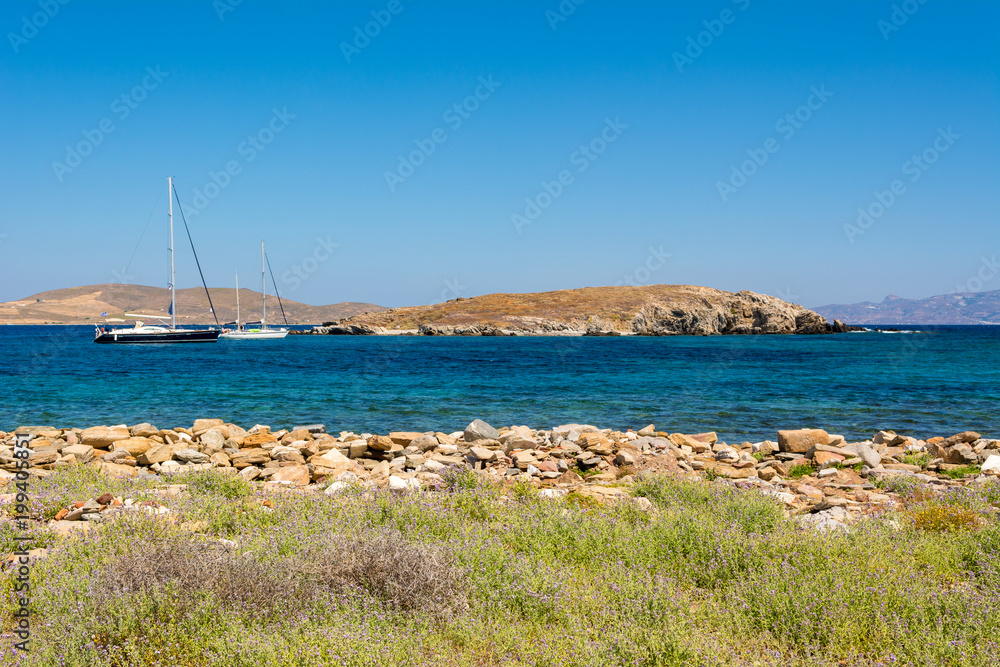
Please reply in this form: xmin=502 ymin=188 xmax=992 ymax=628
xmin=4 ymin=418 xmax=1000 ymax=666
xmin=4 ymin=418 xmax=999 ymax=531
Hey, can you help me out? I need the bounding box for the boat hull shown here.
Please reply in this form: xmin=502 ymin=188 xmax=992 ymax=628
xmin=94 ymin=329 xmax=220 ymax=344
xmin=219 ymin=328 xmax=288 ymax=340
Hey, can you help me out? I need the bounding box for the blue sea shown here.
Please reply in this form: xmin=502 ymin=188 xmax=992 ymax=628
xmin=1 ymin=325 xmax=998 ymax=443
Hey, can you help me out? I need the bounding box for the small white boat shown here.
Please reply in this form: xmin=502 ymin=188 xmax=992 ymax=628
xmin=219 ymin=241 xmax=288 ymax=340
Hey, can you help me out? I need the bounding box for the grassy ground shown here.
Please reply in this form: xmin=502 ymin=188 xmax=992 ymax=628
xmin=3 ymin=468 xmax=1000 ymax=666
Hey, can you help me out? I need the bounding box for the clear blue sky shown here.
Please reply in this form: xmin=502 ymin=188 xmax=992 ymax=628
xmin=1 ymin=0 xmax=997 ymax=308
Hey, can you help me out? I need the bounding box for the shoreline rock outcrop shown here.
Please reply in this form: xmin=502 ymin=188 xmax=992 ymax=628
xmin=3 ymin=421 xmax=997 ymax=533
xmin=293 ymin=285 xmax=856 ymax=337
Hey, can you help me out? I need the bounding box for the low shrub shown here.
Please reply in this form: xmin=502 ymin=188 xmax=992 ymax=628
xmin=297 ymin=529 xmax=467 ymax=615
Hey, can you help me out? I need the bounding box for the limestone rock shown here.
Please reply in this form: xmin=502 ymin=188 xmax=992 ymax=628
xmin=138 ymin=445 xmax=177 ymax=466
xmin=842 ymin=442 xmax=881 ymax=469
xmin=129 ymin=423 xmax=159 ymax=437
xmin=192 ymin=418 xmax=224 ymax=434
xmin=243 ymin=429 xmax=277 ymax=448
xmin=367 ymin=435 xmax=394 ymax=451
xmin=230 ymin=448 xmax=270 ymax=469
xmin=174 ymin=448 xmax=209 ymax=464
xmin=62 ymin=444 xmax=94 ymax=464
xmin=80 ymin=426 xmax=130 ymax=448
xmin=110 ymin=437 xmax=153 ymax=456
xmin=778 ymin=429 xmax=830 ymax=454
xmin=269 ymin=465 xmax=310 ymax=486
xmin=388 ymin=475 xmax=421 ymax=493
xmin=464 ymin=419 xmax=500 ymax=442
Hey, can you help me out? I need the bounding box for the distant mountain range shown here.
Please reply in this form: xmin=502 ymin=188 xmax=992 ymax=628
xmin=0 ymin=284 xmax=386 ymax=325
xmin=815 ymin=290 xmax=1000 ymax=325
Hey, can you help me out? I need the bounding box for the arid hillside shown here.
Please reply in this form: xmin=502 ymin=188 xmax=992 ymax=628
xmin=317 ymin=285 xmax=838 ymax=335
xmin=0 ymin=284 xmax=385 ymax=325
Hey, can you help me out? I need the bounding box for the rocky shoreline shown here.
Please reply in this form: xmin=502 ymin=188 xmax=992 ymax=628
xmin=4 ymin=420 xmax=998 ymax=532
xmin=292 ymin=286 xmax=858 ymax=336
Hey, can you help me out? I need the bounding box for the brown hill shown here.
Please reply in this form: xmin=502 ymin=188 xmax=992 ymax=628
xmin=0 ymin=284 xmax=385 ymax=325
xmin=319 ymin=285 xmax=837 ymax=335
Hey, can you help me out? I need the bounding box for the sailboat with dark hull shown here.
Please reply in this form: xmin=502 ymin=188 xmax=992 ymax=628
xmin=94 ymin=177 xmax=221 ymax=344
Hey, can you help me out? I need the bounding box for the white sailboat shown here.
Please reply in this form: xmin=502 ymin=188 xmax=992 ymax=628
xmin=219 ymin=241 xmax=289 ymax=340
xmin=94 ymin=177 xmax=220 ymax=344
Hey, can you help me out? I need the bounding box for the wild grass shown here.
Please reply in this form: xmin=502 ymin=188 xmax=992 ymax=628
xmin=3 ymin=470 xmax=1000 ymax=666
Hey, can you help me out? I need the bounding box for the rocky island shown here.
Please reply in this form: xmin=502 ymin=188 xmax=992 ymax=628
xmin=296 ymin=284 xmax=853 ymax=336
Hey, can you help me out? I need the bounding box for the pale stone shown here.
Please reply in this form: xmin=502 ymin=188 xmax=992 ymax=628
xmin=62 ymin=444 xmax=94 ymax=463
xmin=110 ymin=437 xmax=153 ymax=456
xmin=777 ymin=429 xmax=830 ymax=454
xmin=269 ymin=465 xmax=310 ymax=486
xmin=80 ymin=426 xmax=130 ymax=448
xmin=464 ymin=419 xmax=500 ymax=442
xmin=388 ymin=475 xmax=421 ymax=493
xmin=138 ymin=445 xmax=177 ymax=466
xmin=174 ymin=448 xmax=209 ymax=464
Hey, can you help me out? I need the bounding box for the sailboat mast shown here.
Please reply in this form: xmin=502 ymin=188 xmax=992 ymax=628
xmin=235 ymin=271 xmax=240 ymax=327
xmin=168 ymin=176 xmax=176 ymax=330
xmin=261 ymin=240 xmax=266 ymax=328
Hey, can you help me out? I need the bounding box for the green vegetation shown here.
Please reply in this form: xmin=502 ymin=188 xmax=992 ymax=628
xmin=3 ymin=469 xmax=1000 ymax=666
xmin=941 ymin=464 xmax=981 ymax=479
xmin=900 ymin=452 xmax=932 ymax=468
xmin=788 ymin=462 xmax=816 ymax=478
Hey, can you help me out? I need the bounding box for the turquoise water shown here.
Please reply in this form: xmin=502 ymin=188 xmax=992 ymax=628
xmin=1 ymin=325 xmax=998 ymax=442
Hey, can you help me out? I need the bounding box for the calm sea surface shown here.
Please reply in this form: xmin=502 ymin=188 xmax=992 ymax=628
xmin=1 ymin=325 xmax=998 ymax=443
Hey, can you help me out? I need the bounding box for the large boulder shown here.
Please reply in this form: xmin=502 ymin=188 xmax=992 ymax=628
xmin=389 ymin=432 xmax=425 ymax=445
xmin=199 ymin=429 xmax=227 ymax=453
xmin=464 ymin=420 xmax=500 ymax=442
xmin=941 ymin=431 xmax=981 ymax=448
xmin=367 ymin=435 xmax=394 ymax=451
xmin=269 ymin=465 xmax=310 ymax=486
xmin=192 ymin=418 xmax=225 ymax=434
xmin=242 ymin=429 xmax=277 ymax=448
xmin=80 ymin=426 xmax=130 ymax=448
xmin=62 ymin=444 xmax=94 ymax=464
xmin=229 ymin=448 xmax=270 ymax=469
xmin=842 ymin=442 xmax=881 ymax=468
xmin=129 ymin=423 xmax=159 ymax=437
xmin=778 ymin=429 xmax=830 ymax=454
xmin=138 ymin=445 xmax=178 ymax=466
xmin=310 ymin=450 xmax=358 ymax=479
xmin=174 ymin=448 xmax=209 ymax=464
xmin=110 ymin=437 xmax=153 ymax=457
